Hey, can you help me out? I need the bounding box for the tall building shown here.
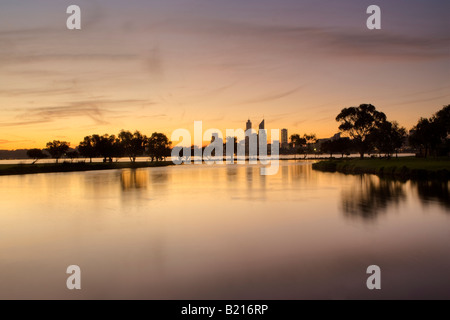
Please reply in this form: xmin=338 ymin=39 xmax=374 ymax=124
xmin=246 ymin=119 xmax=252 ymax=131
xmin=259 ymin=119 xmax=265 ymax=130
xmin=281 ymin=129 xmax=288 ymax=148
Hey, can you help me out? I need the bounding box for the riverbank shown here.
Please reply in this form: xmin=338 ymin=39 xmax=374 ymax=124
xmin=0 ymin=161 xmax=173 ymax=176
xmin=312 ymin=157 xmax=450 ymax=180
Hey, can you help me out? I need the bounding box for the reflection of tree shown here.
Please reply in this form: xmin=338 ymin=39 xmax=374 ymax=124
xmin=412 ymin=180 xmax=450 ymax=211
xmin=341 ymin=176 xmax=406 ymax=220
xmin=151 ymin=171 xmax=168 ymax=183
xmin=121 ymin=169 xmax=148 ymax=190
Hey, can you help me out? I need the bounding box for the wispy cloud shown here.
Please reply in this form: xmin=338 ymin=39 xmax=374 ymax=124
xmin=240 ymin=86 xmax=303 ymax=105
xmin=150 ymin=18 xmax=450 ymax=61
xmin=0 ymin=99 xmax=153 ymax=127
xmin=0 ymin=53 xmax=138 ymax=65
xmin=0 ymin=139 xmax=33 ymax=145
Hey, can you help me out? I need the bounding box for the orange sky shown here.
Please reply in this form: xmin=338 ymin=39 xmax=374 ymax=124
xmin=0 ymin=0 xmax=449 ymax=150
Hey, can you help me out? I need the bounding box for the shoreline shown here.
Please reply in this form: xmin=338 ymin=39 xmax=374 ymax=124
xmin=0 ymin=161 xmax=174 ymax=176
xmin=312 ymin=157 xmax=450 ymax=180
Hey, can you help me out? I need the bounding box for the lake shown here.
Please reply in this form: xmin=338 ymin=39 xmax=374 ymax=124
xmin=0 ymin=161 xmax=449 ymax=299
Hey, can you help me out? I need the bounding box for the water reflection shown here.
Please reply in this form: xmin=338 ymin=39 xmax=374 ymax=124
xmin=341 ymin=175 xmax=450 ymax=220
xmin=121 ymin=169 xmax=148 ymax=190
xmin=412 ymin=180 xmax=450 ymax=211
xmin=150 ymin=168 xmax=169 ymax=184
xmin=341 ymin=176 xmax=406 ymax=221
xmin=1 ymin=162 xmax=450 ymax=299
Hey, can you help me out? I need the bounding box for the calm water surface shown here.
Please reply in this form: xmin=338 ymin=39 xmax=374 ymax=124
xmin=0 ymin=161 xmax=449 ymax=299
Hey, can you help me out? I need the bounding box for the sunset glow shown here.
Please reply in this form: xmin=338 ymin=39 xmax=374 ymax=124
xmin=0 ymin=0 xmax=449 ymax=149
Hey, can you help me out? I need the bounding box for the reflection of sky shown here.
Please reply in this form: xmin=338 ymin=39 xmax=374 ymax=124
xmin=0 ymin=0 xmax=449 ymax=149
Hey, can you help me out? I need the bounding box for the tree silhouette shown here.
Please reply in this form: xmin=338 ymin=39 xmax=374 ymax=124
xmin=409 ymin=105 xmax=450 ymax=157
xmin=147 ymin=132 xmax=171 ymax=161
xmin=289 ymin=134 xmax=306 ymax=153
xmin=321 ymin=138 xmax=352 ymax=158
xmin=66 ymin=150 xmax=79 ymax=163
xmin=92 ymin=134 xmax=118 ymax=162
xmin=45 ymin=140 xmax=69 ymax=163
xmin=432 ymin=104 xmax=450 ymax=156
xmin=409 ymin=118 xmax=441 ymax=157
xmin=336 ymin=104 xmax=386 ymax=158
xmin=303 ymin=134 xmax=317 ymax=157
xmin=78 ymin=136 xmax=98 ymax=163
xmin=26 ymin=148 xmax=48 ymax=164
xmin=370 ymin=121 xmax=406 ymax=157
xmin=118 ymin=130 xmax=147 ymax=162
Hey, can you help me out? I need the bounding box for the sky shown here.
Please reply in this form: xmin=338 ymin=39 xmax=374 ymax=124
xmin=0 ymin=0 xmax=449 ymax=149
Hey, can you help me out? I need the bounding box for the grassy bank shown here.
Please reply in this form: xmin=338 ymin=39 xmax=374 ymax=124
xmin=312 ymin=157 xmax=450 ymax=180
xmin=0 ymin=161 xmax=173 ymax=176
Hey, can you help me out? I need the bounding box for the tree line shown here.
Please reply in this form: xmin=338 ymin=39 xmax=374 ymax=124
xmin=287 ymin=104 xmax=449 ymax=158
xmin=27 ymin=130 xmax=172 ymax=164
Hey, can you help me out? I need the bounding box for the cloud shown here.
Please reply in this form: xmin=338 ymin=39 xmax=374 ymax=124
xmin=149 ymin=18 xmax=450 ymax=61
xmin=240 ymin=86 xmax=303 ymax=105
xmin=0 ymin=139 xmax=33 ymax=145
xmin=0 ymin=87 xmax=79 ymax=97
xmin=0 ymin=99 xmax=152 ymax=127
xmin=393 ymin=93 xmax=450 ymax=107
xmin=0 ymin=53 xmax=138 ymax=65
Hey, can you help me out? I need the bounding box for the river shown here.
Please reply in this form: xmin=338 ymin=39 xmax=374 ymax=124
xmin=0 ymin=161 xmax=448 ymax=299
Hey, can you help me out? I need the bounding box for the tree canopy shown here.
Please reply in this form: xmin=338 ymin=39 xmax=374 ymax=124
xmin=45 ymin=140 xmax=70 ymax=163
xmin=26 ymin=148 xmax=48 ymax=164
xmin=119 ymin=130 xmax=147 ymax=162
xmin=369 ymin=121 xmax=406 ymax=157
xmin=336 ymin=104 xmax=386 ymax=158
xmin=409 ymin=105 xmax=450 ymax=157
xmin=147 ymin=132 xmax=171 ymax=162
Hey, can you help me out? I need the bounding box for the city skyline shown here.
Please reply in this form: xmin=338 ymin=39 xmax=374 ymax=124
xmin=1 ymin=0 xmax=449 ymax=150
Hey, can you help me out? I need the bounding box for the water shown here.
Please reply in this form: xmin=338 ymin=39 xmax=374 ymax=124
xmin=0 ymin=161 xmax=449 ymax=299
xmin=0 ymin=153 xmax=417 ymax=165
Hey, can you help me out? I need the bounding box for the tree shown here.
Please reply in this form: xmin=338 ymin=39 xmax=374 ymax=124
xmin=434 ymin=104 xmax=450 ymax=155
xmin=409 ymin=105 xmax=450 ymax=157
xmin=26 ymin=148 xmax=48 ymax=164
xmin=336 ymin=104 xmax=386 ymax=158
xmin=66 ymin=150 xmax=79 ymax=163
xmin=78 ymin=136 xmax=98 ymax=163
xmin=92 ymin=134 xmax=118 ymax=162
xmin=410 ymin=118 xmax=442 ymax=158
xmin=303 ymin=134 xmax=317 ymax=158
xmin=147 ymin=132 xmax=171 ymax=161
xmin=119 ymin=130 xmax=147 ymax=162
xmin=370 ymin=121 xmax=406 ymax=157
xmin=290 ymin=134 xmax=306 ymax=153
xmin=320 ymin=140 xmax=335 ymax=157
xmin=320 ymin=138 xmax=352 ymax=158
xmin=45 ymin=140 xmax=70 ymax=163
xmin=334 ymin=138 xmax=353 ymax=158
